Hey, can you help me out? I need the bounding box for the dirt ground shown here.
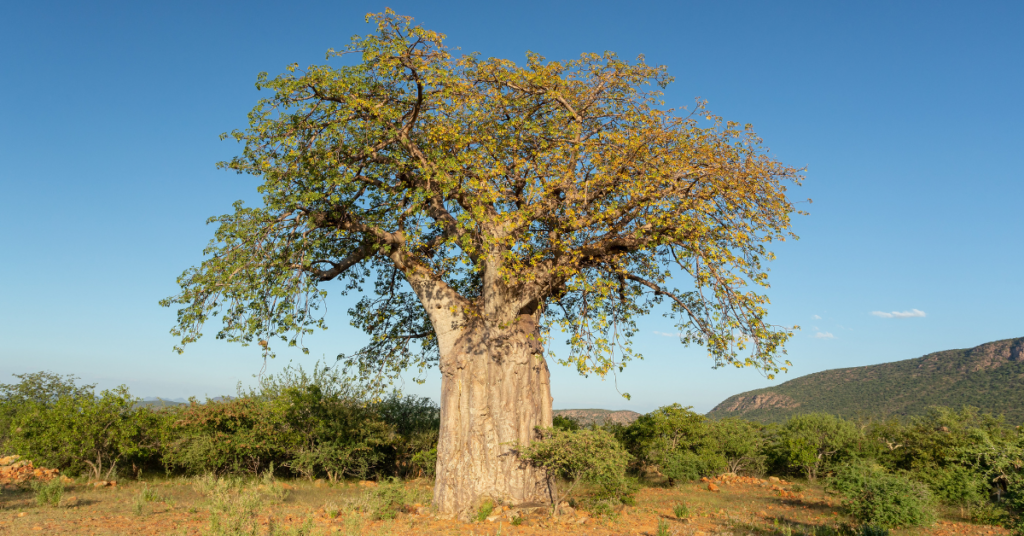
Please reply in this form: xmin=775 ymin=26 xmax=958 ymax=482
xmin=0 ymin=474 xmax=1012 ymax=536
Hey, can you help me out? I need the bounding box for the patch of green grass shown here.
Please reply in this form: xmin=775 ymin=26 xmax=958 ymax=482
xmin=362 ymin=478 xmax=427 ymax=521
xmin=673 ymin=502 xmax=690 ymax=519
xmin=857 ymin=526 xmax=890 ymax=536
xmin=32 ymin=478 xmax=64 ymax=508
xmin=132 ymin=484 xmax=163 ymax=516
xmin=475 ymin=498 xmax=495 ymax=522
xmin=132 ymin=494 xmax=145 ymax=516
xmin=141 ymin=485 xmax=160 ymax=502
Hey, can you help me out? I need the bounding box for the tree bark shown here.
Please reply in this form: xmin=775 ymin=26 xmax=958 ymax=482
xmin=432 ymin=312 xmax=554 ymax=517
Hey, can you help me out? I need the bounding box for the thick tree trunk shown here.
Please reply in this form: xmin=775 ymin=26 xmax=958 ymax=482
xmin=432 ymin=313 xmax=554 ymax=517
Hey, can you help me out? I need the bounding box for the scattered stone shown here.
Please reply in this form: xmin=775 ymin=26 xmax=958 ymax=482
xmin=32 ymin=526 xmax=43 ymax=531
xmin=708 ymin=483 xmax=720 ymax=492
xmin=0 ymin=457 xmax=60 ymax=485
xmin=768 ymin=476 xmax=780 ymax=483
xmin=358 ymin=480 xmax=377 ymax=487
xmin=485 ymin=514 xmax=501 ymax=523
xmin=17 ymin=512 xmax=27 ymax=517
xmin=577 ymin=515 xmax=589 ymax=525
xmin=63 ymin=496 xmax=79 ymax=507
xmin=93 ymin=481 xmax=109 ymax=488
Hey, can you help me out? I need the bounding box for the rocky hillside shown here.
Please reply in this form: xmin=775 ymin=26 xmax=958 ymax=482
xmin=553 ymin=408 xmax=641 ymax=426
xmin=708 ymin=336 xmax=1024 ymax=423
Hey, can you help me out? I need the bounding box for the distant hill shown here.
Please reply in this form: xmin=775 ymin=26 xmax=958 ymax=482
xmin=135 ymin=396 xmax=233 ymax=409
xmin=707 ymin=337 xmax=1024 ymax=424
xmin=553 ymin=408 xmax=641 ymax=426
xmin=136 ymin=398 xmax=186 ymax=409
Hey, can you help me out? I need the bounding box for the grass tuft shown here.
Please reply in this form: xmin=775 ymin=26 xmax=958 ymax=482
xmin=32 ymin=478 xmax=64 ymax=508
xmin=475 ymin=498 xmax=495 ymax=522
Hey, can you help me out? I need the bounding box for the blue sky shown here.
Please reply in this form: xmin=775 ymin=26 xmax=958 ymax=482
xmin=1 ymin=1 xmax=1021 ymax=413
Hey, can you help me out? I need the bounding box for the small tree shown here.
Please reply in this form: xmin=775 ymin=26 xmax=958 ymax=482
xmin=516 ymin=427 xmax=632 ymax=512
xmin=10 ymin=385 xmax=145 ymax=480
xmin=621 ymin=404 xmax=726 ymax=482
xmin=162 ymin=10 xmax=803 ymax=514
xmin=0 ymin=371 xmax=96 ymax=453
xmin=709 ymin=417 xmax=767 ymax=475
xmin=777 ymin=413 xmax=859 ymax=480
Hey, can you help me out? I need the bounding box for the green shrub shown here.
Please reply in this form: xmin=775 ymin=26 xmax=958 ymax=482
xmin=826 ymin=459 xmax=887 ymax=498
xmin=916 ymin=464 xmax=990 ymax=519
xmin=847 ymin=472 xmax=936 ymax=529
xmin=516 ymin=427 xmax=632 ymax=510
xmin=0 ymin=372 xmax=97 ymax=454
xmin=362 ymin=477 xmax=421 ymax=520
xmin=372 ymin=393 xmax=440 ymax=478
xmin=708 ymin=417 xmax=768 ymax=475
xmin=776 ymin=413 xmax=860 ymax=480
xmin=203 ymin=485 xmax=266 ymax=535
xmin=673 ymin=503 xmax=690 ymax=519
xmin=131 ymin=494 xmax=145 ymax=516
xmin=591 ymin=473 xmax=641 ymax=508
xmin=475 ymin=498 xmax=495 ymax=521
xmin=870 ymin=407 xmax=1013 ymax=474
xmin=553 ymin=415 xmax=581 ymax=432
xmin=857 ymin=526 xmax=890 ymax=536
xmin=411 ymin=447 xmax=437 ymax=479
xmin=10 ymin=385 xmax=151 ymax=479
xmin=828 ymin=460 xmax=936 ymax=528
xmin=163 ymin=396 xmax=287 ymax=476
xmin=620 ymin=404 xmax=724 ymax=481
xmin=32 ymin=478 xmax=64 ymax=507
xmin=660 ymin=449 xmax=726 ymax=483
xmin=165 ymin=362 xmax=402 ymax=480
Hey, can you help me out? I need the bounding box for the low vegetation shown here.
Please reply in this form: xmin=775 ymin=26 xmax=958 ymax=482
xmin=1 ymin=369 xmax=1023 ymax=534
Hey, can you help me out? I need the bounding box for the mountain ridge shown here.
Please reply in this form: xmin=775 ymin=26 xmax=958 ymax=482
xmin=707 ymin=336 xmax=1024 ymax=423
xmin=553 ymin=408 xmax=641 ymax=426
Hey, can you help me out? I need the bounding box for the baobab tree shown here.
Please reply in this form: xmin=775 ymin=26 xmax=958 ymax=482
xmin=163 ymin=10 xmax=802 ymax=516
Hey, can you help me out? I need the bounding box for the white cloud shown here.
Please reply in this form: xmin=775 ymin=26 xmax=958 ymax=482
xmin=813 ymin=314 xmax=822 ymax=320
xmin=813 ymin=331 xmax=835 ymax=339
xmin=871 ymin=309 xmax=926 ymax=319
xmin=653 ymin=331 xmax=681 ymax=337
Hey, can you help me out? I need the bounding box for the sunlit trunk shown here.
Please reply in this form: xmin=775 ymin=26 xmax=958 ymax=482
xmin=432 ymin=313 xmax=554 ymax=517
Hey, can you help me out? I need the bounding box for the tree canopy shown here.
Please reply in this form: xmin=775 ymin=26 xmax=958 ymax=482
xmin=162 ymin=10 xmax=803 ymax=393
